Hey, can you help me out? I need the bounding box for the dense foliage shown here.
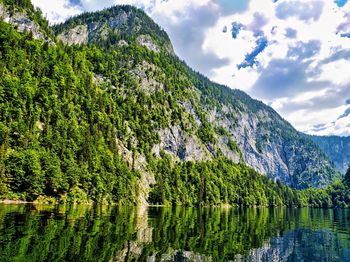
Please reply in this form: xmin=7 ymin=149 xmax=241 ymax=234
xmin=0 ymin=22 xmax=139 ymax=203
xmin=148 ymin=155 xmax=301 ymax=207
xmin=0 ymin=1 xmax=348 ymax=207
xmin=148 ymin=155 xmax=350 ymax=208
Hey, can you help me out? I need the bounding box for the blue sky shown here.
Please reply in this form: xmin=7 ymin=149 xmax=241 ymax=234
xmin=33 ymin=0 xmax=350 ymax=136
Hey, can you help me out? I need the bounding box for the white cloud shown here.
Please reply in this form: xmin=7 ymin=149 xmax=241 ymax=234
xmin=32 ymin=0 xmax=82 ymax=24
xmin=307 ymin=109 xmax=350 ymax=136
xmin=291 ymin=105 xmax=347 ymax=133
xmin=199 ymin=0 xmax=350 ymax=136
xmin=316 ymin=59 xmax=350 ymax=85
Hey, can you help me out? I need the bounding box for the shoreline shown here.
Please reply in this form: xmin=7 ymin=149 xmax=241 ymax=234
xmin=0 ymin=199 xmax=347 ymax=209
xmin=0 ymin=200 xmax=32 ymax=204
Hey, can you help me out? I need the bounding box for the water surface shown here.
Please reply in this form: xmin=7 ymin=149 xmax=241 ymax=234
xmin=0 ymin=205 xmax=349 ymax=261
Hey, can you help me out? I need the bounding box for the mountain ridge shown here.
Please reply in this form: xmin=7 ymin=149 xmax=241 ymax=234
xmin=0 ymin=0 xmax=345 ymax=206
xmin=53 ymin=5 xmax=174 ymax=54
xmin=306 ymin=134 xmax=350 ymax=174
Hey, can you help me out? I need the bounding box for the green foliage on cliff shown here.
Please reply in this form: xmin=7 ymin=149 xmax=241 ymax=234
xmin=148 ymin=154 xmax=350 ymax=208
xmin=0 ymin=2 xmax=347 ymax=207
xmin=0 ymin=22 xmax=139 ymax=203
xmin=0 ymin=0 xmax=53 ymax=38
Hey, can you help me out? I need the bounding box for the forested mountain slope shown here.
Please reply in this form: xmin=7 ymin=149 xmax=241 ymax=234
xmin=52 ymin=3 xmax=340 ymax=189
xmin=0 ymin=0 xmax=343 ymax=206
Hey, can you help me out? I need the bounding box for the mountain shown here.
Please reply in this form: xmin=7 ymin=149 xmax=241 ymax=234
xmin=0 ymin=0 xmax=344 ymax=206
xmin=53 ymin=5 xmax=174 ymax=54
xmin=307 ymin=135 xmax=350 ymax=174
xmin=52 ymin=4 xmax=340 ymax=189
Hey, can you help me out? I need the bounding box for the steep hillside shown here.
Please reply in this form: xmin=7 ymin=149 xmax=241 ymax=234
xmin=307 ymin=135 xmax=350 ymax=174
xmin=0 ymin=1 xmax=342 ymax=205
xmin=185 ymin=75 xmax=339 ymax=189
xmin=51 ymin=5 xmax=340 ymax=190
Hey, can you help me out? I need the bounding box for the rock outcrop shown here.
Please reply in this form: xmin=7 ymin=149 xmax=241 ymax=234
xmin=0 ymin=3 xmax=51 ymax=42
xmin=152 ymin=125 xmax=213 ymax=162
xmin=56 ymin=24 xmax=88 ymax=45
xmin=54 ymin=5 xmax=174 ymax=54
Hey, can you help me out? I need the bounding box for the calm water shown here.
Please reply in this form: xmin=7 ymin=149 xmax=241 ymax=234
xmin=0 ymin=205 xmax=349 ymax=261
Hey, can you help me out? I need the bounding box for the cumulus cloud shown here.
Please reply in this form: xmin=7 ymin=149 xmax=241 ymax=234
xmin=252 ymin=59 xmax=328 ymax=100
xmin=248 ymin=13 xmax=269 ymax=33
xmin=148 ymin=0 xmax=252 ymax=76
xmin=337 ymin=13 xmax=350 ymax=37
xmin=275 ymin=0 xmax=324 ymax=22
xmin=338 ymin=106 xmax=350 ymax=119
xmin=287 ymin=40 xmax=321 ymax=60
xmin=32 ymin=0 xmax=82 ymax=23
xmin=150 ymin=2 xmax=231 ymax=76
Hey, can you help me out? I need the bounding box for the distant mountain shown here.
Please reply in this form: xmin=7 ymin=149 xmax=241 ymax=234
xmin=0 ymin=0 xmax=342 ymax=206
xmin=307 ymin=135 xmax=350 ymax=174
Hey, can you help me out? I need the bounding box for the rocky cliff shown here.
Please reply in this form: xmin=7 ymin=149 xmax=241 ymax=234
xmin=0 ymin=0 xmax=51 ymax=42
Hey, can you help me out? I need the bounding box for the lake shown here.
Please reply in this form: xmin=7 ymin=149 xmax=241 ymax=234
xmin=0 ymin=205 xmax=349 ymax=261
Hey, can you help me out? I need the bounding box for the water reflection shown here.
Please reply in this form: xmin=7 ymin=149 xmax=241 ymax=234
xmin=0 ymin=205 xmax=349 ymax=261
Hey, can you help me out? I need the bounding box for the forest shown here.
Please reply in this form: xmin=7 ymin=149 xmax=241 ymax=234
xmin=0 ymin=0 xmax=350 ymax=207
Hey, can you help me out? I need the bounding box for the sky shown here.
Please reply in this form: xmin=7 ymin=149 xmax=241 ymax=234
xmin=32 ymin=0 xmax=350 ymax=136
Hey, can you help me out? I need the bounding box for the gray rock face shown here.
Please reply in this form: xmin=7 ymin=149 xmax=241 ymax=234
xmin=206 ymin=103 xmax=337 ymax=188
xmin=116 ymin=139 xmax=155 ymax=206
xmin=130 ymin=61 xmax=164 ymax=94
xmin=218 ymin=110 xmax=289 ymax=180
xmin=136 ymin=35 xmax=160 ymax=53
xmin=57 ymin=25 xmax=88 ymax=45
xmin=152 ymin=125 xmax=212 ymax=162
xmin=57 ymin=19 xmax=162 ymax=52
xmin=216 ymin=136 xmax=241 ymax=163
xmin=0 ymin=3 xmax=50 ymax=42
